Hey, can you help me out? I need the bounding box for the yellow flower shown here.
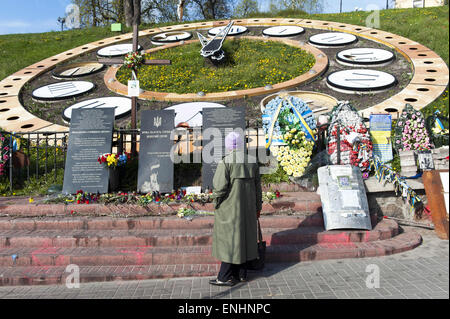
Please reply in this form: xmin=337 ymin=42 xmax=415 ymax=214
xmin=107 ymin=154 xmax=118 ymax=167
xmin=29 ymin=198 xmax=34 ymax=203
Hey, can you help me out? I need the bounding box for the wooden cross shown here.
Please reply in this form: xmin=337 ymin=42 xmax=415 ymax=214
xmin=98 ymin=24 xmax=171 ymax=156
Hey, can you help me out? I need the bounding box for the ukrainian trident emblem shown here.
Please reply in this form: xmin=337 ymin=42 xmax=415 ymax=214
xmin=154 ymin=116 xmax=162 ymax=128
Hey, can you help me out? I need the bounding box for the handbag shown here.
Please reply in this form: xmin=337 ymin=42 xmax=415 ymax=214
xmin=247 ymin=219 xmax=266 ymax=271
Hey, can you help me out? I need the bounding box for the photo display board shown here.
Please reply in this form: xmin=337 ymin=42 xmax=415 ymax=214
xmin=318 ymin=165 xmax=372 ymax=231
xmin=137 ymin=110 xmax=175 ymax=194
xmin=62 ymin=108 xmax=114 ymax=194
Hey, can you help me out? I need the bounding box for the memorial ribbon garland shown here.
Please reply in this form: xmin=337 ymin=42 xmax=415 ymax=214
xmin=369 ymin=155 xmax=423 ymax=213
xmin=264 ymin=95 xmax=317 ymax=149
xmin=327 ymin=101 xmax=373 ymax=172
xmin=262 ymin=94 xmax=317 ymax=177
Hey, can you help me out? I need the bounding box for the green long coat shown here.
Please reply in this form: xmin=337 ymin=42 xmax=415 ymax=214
xmin=211 ymin=150 xmax=263 ymax=265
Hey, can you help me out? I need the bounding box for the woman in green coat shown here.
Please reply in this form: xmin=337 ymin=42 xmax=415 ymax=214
xmin=210 ymin=132 xmax=263 ymax=287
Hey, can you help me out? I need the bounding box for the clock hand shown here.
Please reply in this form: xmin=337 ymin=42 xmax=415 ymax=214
xmin=55 ymin=90 xmax=78 ymax=97
xmin=321 ymin=35 xmax=338 ymax=40
xmin=352 ymin=72 xmax=379 ymax=77
xmin=69 ymin=68 xmax=80 ymax=76
xmin=79 ymin=100 xmax=105 ymax=108
xmin=327 ymin=37 xmax=344 ymax=42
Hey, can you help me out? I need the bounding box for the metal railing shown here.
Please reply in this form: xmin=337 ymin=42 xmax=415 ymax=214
xmin=1 ymin=122 xmax=328 ymax=192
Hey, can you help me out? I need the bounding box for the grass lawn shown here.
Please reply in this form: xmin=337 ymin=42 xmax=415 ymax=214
xmin=116 ymin=39 xmax=315 ymax=94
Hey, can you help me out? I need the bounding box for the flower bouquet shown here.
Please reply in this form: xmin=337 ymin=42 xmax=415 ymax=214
xmin=97 ymin=152 xmax=130 ymax=168
xmin=327 ymin=102 xmax=373 ymax=172
xmin=262 ymin=94 xmax=317 ymax=177
xmin=0 ymin=134 xmax=9 ymax=176
xmin=394 ymin=104 xmax=431 ymax=152
xmin=123 ymin=51 xmax=144 ymax=69
xmin=425 ymin=110 xmax=449 ymax=149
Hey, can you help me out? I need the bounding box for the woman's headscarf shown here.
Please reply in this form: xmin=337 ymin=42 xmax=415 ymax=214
xmin=225 ymin=132 xmax=244 ymax=151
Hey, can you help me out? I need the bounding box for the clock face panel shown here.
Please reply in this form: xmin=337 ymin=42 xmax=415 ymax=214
xmin=309 ymin=32 xmax=358 ymax=47
xmin=1 ymin=18 xmax=447 ymax=133
xmin=151 ymin=31 xmax=193 ymax=45
xmin=327 ymin=69 xmax=397 ymax=93
xmin=336 ymin=48 xmax=395 ymax=67
xmin=62 ymin=97 xmax=132 ymax=122
xmin=52 ymin=62 xmax=105 ymax=79
xmin=97 ymin=44 xmax=143 ymax=57
xmin=262 ymin=25 xmax=305 ymax=37
xmin=165 ymin=102 xmax=226 ymax=128
xmin=208 ymin=25 xmax=248 ymax=36
xmin=31 ymin=81 xmax=95 ymax=101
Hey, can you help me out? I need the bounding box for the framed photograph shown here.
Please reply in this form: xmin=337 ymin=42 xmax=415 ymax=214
xmin=337 ymin=175 xmax=352 ymax=190
xmin=418 ymin=150 xmax=435 ymax=171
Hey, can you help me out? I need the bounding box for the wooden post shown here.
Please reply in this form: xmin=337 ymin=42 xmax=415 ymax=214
xmin=131 ymin=23 xmax=139 ymax=157
xmin=422 ymin=170 xmax=449 ymax=240
xmin=98 ymin=23 xmax=170 ymax=157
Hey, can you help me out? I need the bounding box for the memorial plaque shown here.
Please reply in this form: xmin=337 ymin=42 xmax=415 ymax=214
xmin=202 ymin=106 xmax=246 ymax=191
xmin=318 ymin=165 xmax=372 ymax=230
xmin=138 ymin=110 xmax=175 ymax=193
xmin=62 ymin=108 xmax=115 ymax=194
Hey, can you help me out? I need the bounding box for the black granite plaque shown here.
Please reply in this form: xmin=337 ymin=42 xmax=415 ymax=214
xmin=62 ymin=108 xmax=114 ymax=194
xmin=138 ymin=110 xmax=175 ymax=193
xmin=202 ymin=106 xmax=246 ymax=191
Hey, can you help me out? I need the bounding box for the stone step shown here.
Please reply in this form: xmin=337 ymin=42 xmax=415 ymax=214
xmin=0 ymin=264 xmax=221 ymax=286
xmin=0 ymin=232 xmax=422 ymax=286
xmin=0 ymin=193 xmax=322 ymax=218
xmin=0 ymin=219 xmax=398 ymax=248
xmin=0 ymin=214 xmax=378 ymax=231
xmin=0 ymin=232 xmax=421 ymax=267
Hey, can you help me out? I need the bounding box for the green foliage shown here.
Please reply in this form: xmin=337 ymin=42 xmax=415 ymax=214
xmin=269 ymin=0 xmax=323 ymax=14
xmin=117 ymin=39 xmax=315 ymax=94
xmin=0 ymin=26 xmax=115 ymax=81
xmin=261 ymin=165 xmax=290 ymax=185
xmin=0 ymin=168 xmax=64 ymax=196
xmin=233 ymin=0 xmax=259 ymax=18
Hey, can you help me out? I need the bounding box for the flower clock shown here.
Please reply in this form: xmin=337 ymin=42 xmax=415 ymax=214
xmin=123 ymin=51 xmax=144 ymax=69
xmin=98 ymin=152 xmax=130 ymax=168
xmin=394 ymin=104 xmax=431 ymax=152
xmin=262 ymin=94 xmax=317 ymax=177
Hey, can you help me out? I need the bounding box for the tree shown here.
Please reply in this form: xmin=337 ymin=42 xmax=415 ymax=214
xmin=269 ymin=0 xmax=324 ymax=14
xmin=233 ymin=0 xmax=259 ymax=17
xmin=190 ymin=0 xmax=233 ymax=19
xmin=72 ymin=0 xmax=125 ymax=27
xmin=141 ymin=0 xmax=186 ymax=23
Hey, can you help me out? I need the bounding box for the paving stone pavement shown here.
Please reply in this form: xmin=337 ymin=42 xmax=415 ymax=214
xmin=0 ymin=227 xmax=448 ymax=299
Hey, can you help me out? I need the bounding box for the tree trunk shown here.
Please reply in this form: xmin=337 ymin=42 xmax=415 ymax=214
xmin=91 ymin=0 xmax=98 ymax=26
xmin=124 ymin=0 xmax=133 ymax=27
xmin=124 ymin=0 xmax=141 ymax=27
xmin=132 ymin=0 xmax=141 ymax=26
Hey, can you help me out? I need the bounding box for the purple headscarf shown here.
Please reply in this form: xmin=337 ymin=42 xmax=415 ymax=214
xmin=225 ymin=132 xmax=244 ymax=151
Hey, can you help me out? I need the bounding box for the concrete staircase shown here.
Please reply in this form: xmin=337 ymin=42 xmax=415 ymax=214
xmin=0 ymin=213 xmax=422 ymax=286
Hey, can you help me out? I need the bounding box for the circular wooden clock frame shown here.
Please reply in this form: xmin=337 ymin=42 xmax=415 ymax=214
xmin=0 ymin=18 xmax=448 ymax=133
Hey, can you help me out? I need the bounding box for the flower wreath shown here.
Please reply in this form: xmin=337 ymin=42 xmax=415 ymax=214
xmin=327 ymin=101 xmax=373 ymax=172
xmin=123 ymin=51 xmax=144 ymax=69
xmin=394 ymin=104 xmax=431 ymax=152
